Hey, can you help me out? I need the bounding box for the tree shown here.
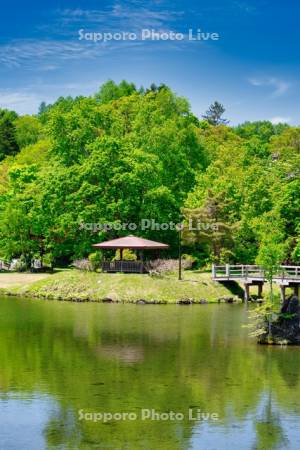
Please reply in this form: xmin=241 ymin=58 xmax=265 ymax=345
xmin=182 ymin=191 xmax=236 ymax=263
xmin=202 ymin=101 xmax=229 ymax=126
xmin=15 ymin=115 xmax=43 ymax=149
xmin=145 ymin=83 xmax=168 ymax=94
xmin=0 ymin=109 xmax=19 ymax=161
xmin=38 ymin=101 xmax=51 ymax=115
xmin=0 ymin=83 xmax=205 ymax=262
xmin=95 ymin=80 xmax=136 ymax=104
xmin=1 ymin=80 xmax=300 ymax=268
xmin=292 ymin=224 xmax=300 ymax=262
xmin=255 ymin=216 xmax=287 ymax=337
xmin=235 ymin=120 xmax=288 ymax=143
xmin=0 ymin=164 xmax=42 ymax=262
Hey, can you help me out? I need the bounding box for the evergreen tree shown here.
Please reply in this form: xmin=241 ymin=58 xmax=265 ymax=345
xmin=0 ymin=109 xmax=19 ymax=161
xmin=202 ymin=101 xmax=229 ymax=125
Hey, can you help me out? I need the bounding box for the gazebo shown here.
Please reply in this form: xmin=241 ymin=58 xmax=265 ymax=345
xmin=93 ymin=235 xmax=169 ymax=273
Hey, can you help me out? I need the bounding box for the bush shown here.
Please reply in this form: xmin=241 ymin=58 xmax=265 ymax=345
xmin=10 ymin=257 xmax=28 ymax=272
xmin=182 ymin=254 xmax=197 ymax=269
xmin=43 ymin=252 xmax=54 ymax=267
xmin=72 ymin=259 xmax=93 ymax=271
xmin=88 ymin=252 xmax=103 ymax=271
xmin=146 ymin=258 xmax=193 ymax=274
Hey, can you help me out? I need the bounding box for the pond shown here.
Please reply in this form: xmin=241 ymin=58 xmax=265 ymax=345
xmin=0 ymin=297 xmax=300 ymax=449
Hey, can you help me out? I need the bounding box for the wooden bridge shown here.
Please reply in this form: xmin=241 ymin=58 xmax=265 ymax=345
xmin=212 ymin=264 xmax=300 ymax=302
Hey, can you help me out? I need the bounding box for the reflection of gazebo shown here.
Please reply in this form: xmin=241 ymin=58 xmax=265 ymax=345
xmin=93 ymin=235 xmax=169 ymax=273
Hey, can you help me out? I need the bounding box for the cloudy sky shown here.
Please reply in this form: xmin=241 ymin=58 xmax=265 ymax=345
xmin=0 ymin=0 xmax=299 ymax=124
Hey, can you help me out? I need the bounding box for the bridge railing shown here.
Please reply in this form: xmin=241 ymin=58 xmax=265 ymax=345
xmin=212 ymin=264 xmax=300 ymax=280
xmin=278 ymin=266 xmax=300 ymax=279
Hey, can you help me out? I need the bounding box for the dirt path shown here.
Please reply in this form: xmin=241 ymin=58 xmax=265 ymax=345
xmin=0 ymin=273 xmax=52 ymax=288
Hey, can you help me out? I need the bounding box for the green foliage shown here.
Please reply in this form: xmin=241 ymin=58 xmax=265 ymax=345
xmin=185 ymin=116 xmax=299 ymax=265
xmin=235 ymin=120 xmax=288 ymax=143
xmin=202 ymin=101 xmax=228 ymax=125
xmin=255 ymin=214 xmax=287 ymax=283
xmin=182 ymin=253 xmax=197 ymax=267
xmin=247 ymin=300 xmax=279 ymax=338
xmin=14 ymin=115 xmax=43 ymax=148
xmin=0 ymin=109 xmax=19 ymax=161
xmin=88 ymin=251 xmax=103 ymax=270
xmin=42 ymin=252 xmax=54 ymax=267
xmin=95 ymin=80 xmax=136 ymax=104
xmin=113 ymin=249 xmax=137 ymax=261
xmin=0 ymin=81 xmax=299 ymax=267
xmin=292 ymin=224 xmax=300 ymax=262
xmin=38 ymin=101 xmax=51 ymax=115
xmin=13 ymin=256 xmax=28 ymax=272
xmin=182 ymin=191 xmax=236 ymax=263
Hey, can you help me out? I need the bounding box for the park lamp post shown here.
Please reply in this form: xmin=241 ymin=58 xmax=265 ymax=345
xmin=177 ymin=221 xmax=183 ymax=281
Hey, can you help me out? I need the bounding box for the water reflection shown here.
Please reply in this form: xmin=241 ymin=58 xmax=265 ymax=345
xmin=0 ymin=297 xmax=300 ymax=449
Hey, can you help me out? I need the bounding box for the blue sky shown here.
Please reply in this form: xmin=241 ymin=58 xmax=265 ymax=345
xmin=0 ymin=0 xmax=299 ymax=125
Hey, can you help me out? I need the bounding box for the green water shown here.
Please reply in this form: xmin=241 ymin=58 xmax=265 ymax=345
xmin=0 ymin=297 xmax=300 ymax=450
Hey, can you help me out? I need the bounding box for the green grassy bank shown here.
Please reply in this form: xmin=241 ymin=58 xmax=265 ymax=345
xmin=0 ymin=270 xmax=241 ymax=303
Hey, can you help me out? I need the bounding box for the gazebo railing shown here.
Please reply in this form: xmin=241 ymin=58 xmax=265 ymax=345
xmin=102 ymin=260 xmax=146 ymax=273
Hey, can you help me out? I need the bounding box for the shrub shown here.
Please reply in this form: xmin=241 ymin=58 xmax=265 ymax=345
xmin=43 ymin=252 xmax=54 ymax=267
xmin=11 ymin=257 xmax=28 ymax=272
xmin=182 ymin=254 xmax=197 ymax=269
xmin=88 ymin=251 xmax=103 ymax=271
xmin=146 ymin=258 xmax=193 ymax=274
xmin=112 ymin=249 xmax=137 ymax=261
xmin=72 ymin=259 xmax=93 ymax=271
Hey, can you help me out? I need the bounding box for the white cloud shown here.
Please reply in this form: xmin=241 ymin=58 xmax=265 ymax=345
xmin=248 ymin=77 xmax=291 ymax=97
xmin=270 ymin=116 xmax=291 ymax=125
xmin=0 ymin=80 xmax=104 ymax=115
xmin=39 ymin=1 xmax=181 ymax=37
xmin=0 ymin=90 xmax=46 ymax=115
xmin=57 ymin=8 xmax=107 ymax=24
xmin=54 ymin=2 xmax=182 ymax=32
xmin=39 ymin=64 xmax=59 ymax=72
xmin=111 ymin=3 xmax=182 ymax=28
xmin=0 ymin=2 xmax=187 ymax=70
xmin=0 ymin=39 xmax=105 ymax=68
xmin=234 ymin=1 xmax=257 ymax=15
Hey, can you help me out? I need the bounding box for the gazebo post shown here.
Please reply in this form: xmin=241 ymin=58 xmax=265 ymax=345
xmin=178 ymin=226 xmax=182 ymax=281
xmin=119 ymin=248 xmax=124 ymax=272
xmin=140 ymin=250 xmax=144 ymax=273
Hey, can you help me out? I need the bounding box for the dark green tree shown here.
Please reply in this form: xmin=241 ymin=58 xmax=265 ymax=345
xmin=0 ymin=109 xmax=19 ymax=161
xmin=202 ymin=101 xmax=229 ymax=125
xmin=38 ymin=101 xmax=50 ymax=115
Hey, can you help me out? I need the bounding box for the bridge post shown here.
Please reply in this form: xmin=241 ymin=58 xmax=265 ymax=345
xmin=212 ymin=264 xmax=216 ymax=278
xmin=244 ymin=283 xmax=250 ymax=303
xmin=258 ymin=282 xmax=263 ymax=298
xmin=280 ymin=285 xmax=286 ymax=303
xmin=293 ymin=284 xmax=299 ymax=298
xmin=226 ymin=264 xmax=230 ymax=278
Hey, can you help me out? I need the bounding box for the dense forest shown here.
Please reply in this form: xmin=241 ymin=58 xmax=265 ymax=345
xmin=0 ymin=81 xmax=299 ymax=266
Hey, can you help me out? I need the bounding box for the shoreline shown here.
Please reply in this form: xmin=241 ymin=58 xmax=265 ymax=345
xmin=0 ymin=290 xmax=239 ymax=304
xmin=0 ymin=270 xmax=241 ymax=304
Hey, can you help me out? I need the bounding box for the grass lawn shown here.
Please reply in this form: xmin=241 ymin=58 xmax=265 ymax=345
xmin=0 ymin=269 xmax=241 ymax=303
xmin=0 ymin=272 xmax=53 ymax=288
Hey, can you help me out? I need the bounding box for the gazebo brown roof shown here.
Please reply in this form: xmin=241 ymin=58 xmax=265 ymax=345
xmin=93 ymin=235 xmax=169 ymax=250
